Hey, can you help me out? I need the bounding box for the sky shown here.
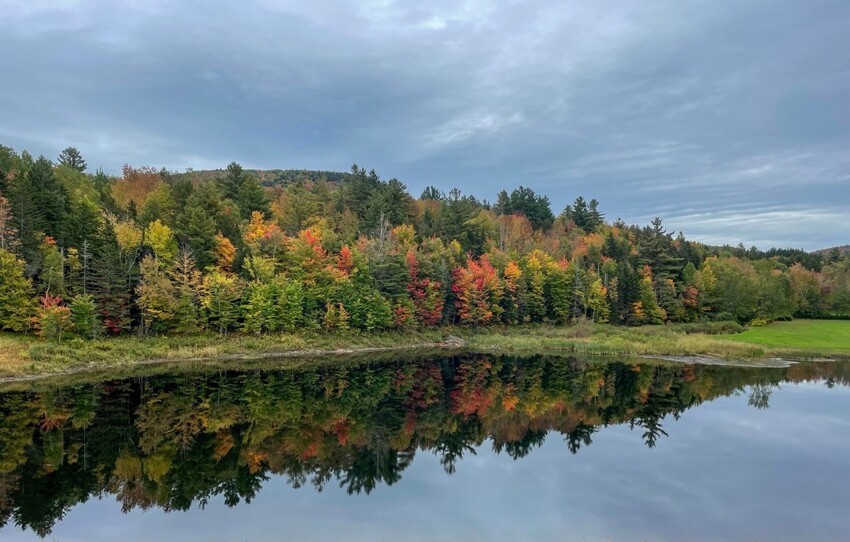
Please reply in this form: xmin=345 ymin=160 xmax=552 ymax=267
xmin=1 ymin=0 xmax=848 ymax=250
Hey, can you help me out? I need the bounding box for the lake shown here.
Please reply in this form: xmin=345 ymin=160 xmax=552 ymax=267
xmin=1 ymin=354 xmax=848 ymax=541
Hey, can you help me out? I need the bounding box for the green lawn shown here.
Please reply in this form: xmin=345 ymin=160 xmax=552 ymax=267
xmin=725 ymin=319 xmax=850 ymax=354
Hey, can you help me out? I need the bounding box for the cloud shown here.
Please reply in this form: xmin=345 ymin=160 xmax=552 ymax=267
xmin=0 ymin=0 xmax=848 ymax=249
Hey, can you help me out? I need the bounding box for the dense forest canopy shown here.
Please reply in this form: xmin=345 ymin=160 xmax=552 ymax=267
xmin=0 ymin=144 xmax=848 ymax=339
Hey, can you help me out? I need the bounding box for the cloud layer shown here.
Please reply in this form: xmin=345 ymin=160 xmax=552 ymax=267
xmin=2 ymin=0 xmax=848 ymax=249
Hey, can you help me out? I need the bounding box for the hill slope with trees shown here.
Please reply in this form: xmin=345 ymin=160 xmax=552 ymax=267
xmin=0 ymin=144 xmax=848 ymax=342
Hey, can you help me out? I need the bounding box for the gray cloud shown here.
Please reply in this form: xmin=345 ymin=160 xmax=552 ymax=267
xmin=1 ymin=0 xmax=848 ymax=249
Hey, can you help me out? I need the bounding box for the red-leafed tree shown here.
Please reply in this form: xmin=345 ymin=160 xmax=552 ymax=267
xmin=337 ymin=245 xmax=354 ymax=275
xmin=452 ymin=254 xmax=503 ymax=325
xmin=406 ymin=250 xmax=445 ymax=326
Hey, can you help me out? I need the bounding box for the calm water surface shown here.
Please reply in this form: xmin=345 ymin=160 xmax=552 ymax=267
xmin=1 ymin=354 xmax=848 ymax=541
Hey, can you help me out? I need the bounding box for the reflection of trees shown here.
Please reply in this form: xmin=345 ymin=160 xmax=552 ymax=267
xmin=0 ymin=356 xmax=847 ymax=535
xmin=565 ymin=424 xmax=595 ymax=454
xmin=748 ymin=383 xmax=775 ymax=410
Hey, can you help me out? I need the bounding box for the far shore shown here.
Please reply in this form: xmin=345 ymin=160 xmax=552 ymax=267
xmin=1 ymin=319 xmax=847 ymax=385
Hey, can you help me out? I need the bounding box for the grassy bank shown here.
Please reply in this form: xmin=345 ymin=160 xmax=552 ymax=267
xmin=0 ymin=329 xmax=448 ymax=380
xmin=1 ymin=319 xmax=847 ymax=381
xmin=724 ymin=319 xmax=850 ymax=354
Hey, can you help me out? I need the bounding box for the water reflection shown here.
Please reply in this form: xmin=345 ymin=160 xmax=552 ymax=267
xmin=0 ymin=355 xmax=847 ymax=537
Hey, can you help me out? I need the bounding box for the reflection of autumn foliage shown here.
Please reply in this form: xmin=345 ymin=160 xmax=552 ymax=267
xmin=1 ymin=357 xmax=849 ymax=535
xmin=451 ymin=359 xmax=498 ymax=417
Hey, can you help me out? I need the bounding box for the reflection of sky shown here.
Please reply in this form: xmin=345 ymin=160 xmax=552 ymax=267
xmin=4 ymin=382 xmax=850 ymax=542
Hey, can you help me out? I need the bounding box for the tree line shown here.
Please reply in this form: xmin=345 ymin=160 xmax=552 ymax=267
xmin=0 ymin=144 xmax=848 ymax=340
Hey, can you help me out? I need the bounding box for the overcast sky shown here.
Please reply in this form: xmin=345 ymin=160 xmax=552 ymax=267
xmin=2 ymin=0 xmax=848 ymax=250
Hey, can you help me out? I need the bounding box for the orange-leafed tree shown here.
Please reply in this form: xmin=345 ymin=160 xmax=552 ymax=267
xmin=452 ymin=255 xmax=503 ymax=325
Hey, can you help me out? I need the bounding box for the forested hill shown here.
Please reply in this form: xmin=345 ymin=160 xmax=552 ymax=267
xmin=817 ymin=245 xmax=850 ymax=258
xmin=0 ymin=144 xmax=848 ymax=341
xmin=172 ymin=168 xmax=354 ymax=187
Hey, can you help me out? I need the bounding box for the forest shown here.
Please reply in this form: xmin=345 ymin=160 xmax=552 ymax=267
xmin=0 ymin=145 xmax=848 ymax=341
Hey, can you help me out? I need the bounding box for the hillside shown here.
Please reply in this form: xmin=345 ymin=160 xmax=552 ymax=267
xmin=816 ymin=245 xmax=850 ymax=259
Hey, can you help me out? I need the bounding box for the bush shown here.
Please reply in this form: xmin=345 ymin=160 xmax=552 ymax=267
xmin=70 ymin=294 xmax=101 ymax=339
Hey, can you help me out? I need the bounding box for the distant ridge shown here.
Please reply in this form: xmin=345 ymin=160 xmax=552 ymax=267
xmin=173 ymin=168 xmax=353 ymax=187
xmin=815 ymin=245 xmax=850 ymax=257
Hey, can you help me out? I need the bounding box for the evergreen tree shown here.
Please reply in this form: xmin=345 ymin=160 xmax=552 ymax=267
xmin=219 ymin=162 xmax=246 ymax=201
xmin=69 ymin=294 xmax=101 ymax=338
xmin=544 ymin=265 xmax=572 ymax=324
xmin=64 ymin=196 xmax=102 ymax=249
xmin=236 ymin=176 xmax=270 ymax=219
xmin=613 ymin=262 xmax=641 ymax=325
xmin=177 ymin=200 xmax=217 ymax=269
xmin=638 ymin=218 xmax=682 ymax=281
xmin=587 ymin=199 xmax=604 ymax=230
xmin=29 ymin=156 xmax=68 ymax=243
xmin=91 ymin=226 xmax=135 ymax=334
xmin=523 ymin=256 xmax=547 ymax=323
xmin=496 ymin=186 xmax=554 ymax=230
xmin=57 ymin=147 xmax=87 ymax=172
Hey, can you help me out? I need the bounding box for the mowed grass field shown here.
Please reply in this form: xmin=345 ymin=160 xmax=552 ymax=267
xmin=725 ymin=319 xmax=850 ymax=354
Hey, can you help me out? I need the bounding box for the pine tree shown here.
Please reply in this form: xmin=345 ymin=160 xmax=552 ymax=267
xmin=177 ymin=200 xmax=217 ymax=269
xmin=57 ymin=147 xmax=87 ymax=172
xmin=69 ymin=294 xmax=101 ymax=338
xmin=614 ymin=262 xmax=641 ymax=325
xmin=29 ymin=156 xmax=68 ymax=243
xmin=91 ymin=226 xmax=136 ymax=334
xmin=64 ymin=196 xmax=102 ymax=249
xmin=236 ymin=176 xmax=270 ymax=219
xmin=544 ymin=264 xmax=572 ymax=324
xmin=638 ymin=218 xmax=682 ymax=281
xmin=219 ymin=162 xmax=246 ymax=201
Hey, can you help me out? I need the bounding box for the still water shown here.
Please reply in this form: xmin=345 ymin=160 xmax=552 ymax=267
xmin=1 ymin=354 xmax=848 ymax=541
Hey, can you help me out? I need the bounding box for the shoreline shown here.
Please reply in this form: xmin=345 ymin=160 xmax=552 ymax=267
xmin=2 ymin=321 xmax=848 ymax=385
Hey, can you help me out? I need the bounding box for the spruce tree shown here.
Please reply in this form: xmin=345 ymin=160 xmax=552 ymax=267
xmin=57 ymin=147 xmax=87 ymax=172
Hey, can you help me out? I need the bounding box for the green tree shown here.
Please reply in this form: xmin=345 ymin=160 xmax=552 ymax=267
xmin=495 ymin=186 xmax=554 ymax=231
xmin=236 ymin=176 xmax=270 ymax=219
xmin=136 ymin=255 xmax=177 ymax=333
xmin=0 ymin=248 xmax=35 ymax=331
xmin=219 ymin=162 xmax=246 ymax=201
xmin=201 ymin=269 xmax=241 ymax=334
xmin=638 ymin=218 xmax=682 ymax=282
xmin=177 ymin=199 xmax=217 ymax=269
xmin=91 ymin=225 xmax=137 ymax=334
xmin=69 ymin=294 xmax=100 ymax=338
xmin=29 ymin=156 xmax=69 ymax=243
xmin=57 ymin=147 xmax=87 ymax=172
